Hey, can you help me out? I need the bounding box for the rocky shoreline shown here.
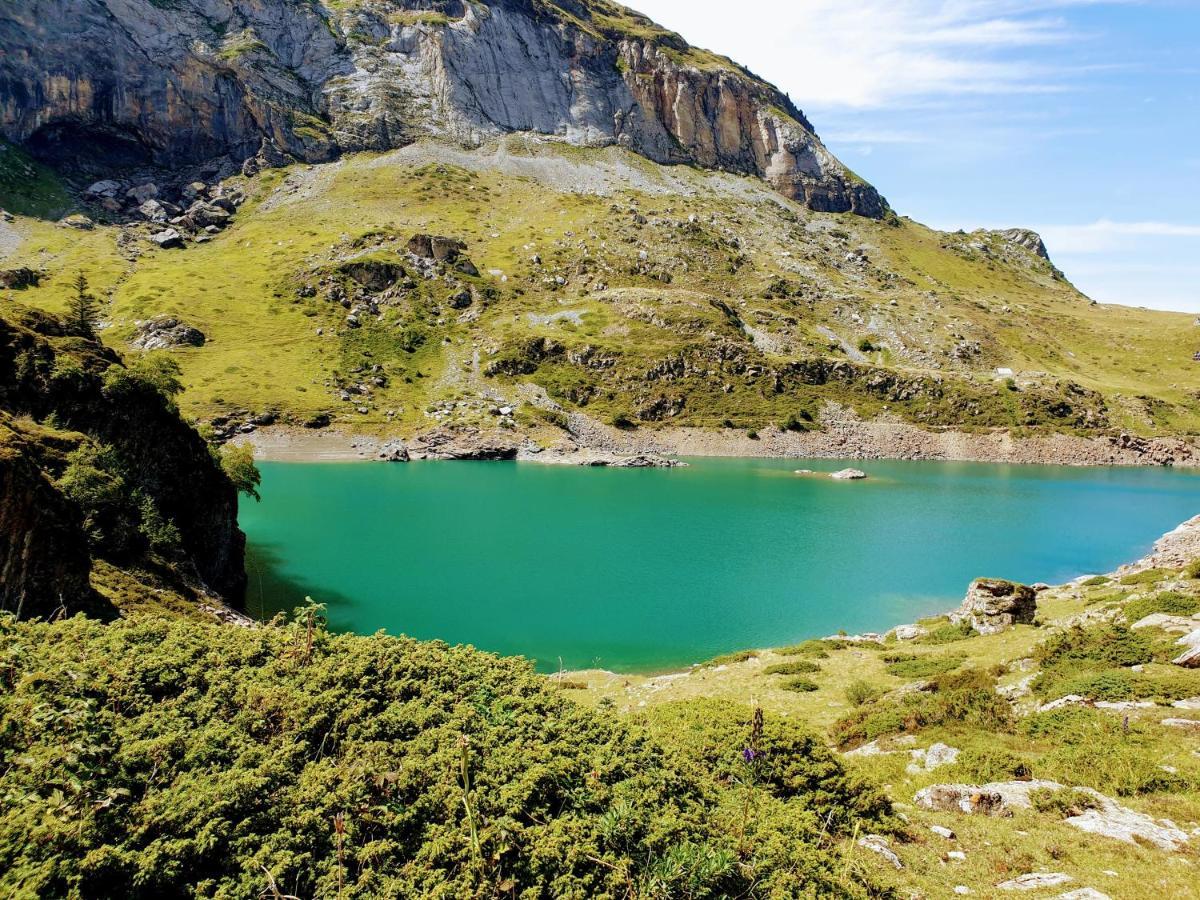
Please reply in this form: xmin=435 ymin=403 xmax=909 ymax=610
xmin=237 ymin=411 xmax=1200 ymax=469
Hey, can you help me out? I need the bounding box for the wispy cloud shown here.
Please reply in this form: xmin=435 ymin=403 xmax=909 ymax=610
xmin=1037 ymin=219 xmax=1200 ymax=254
xmin=631 ymin=0 xmax=1135 ymax=109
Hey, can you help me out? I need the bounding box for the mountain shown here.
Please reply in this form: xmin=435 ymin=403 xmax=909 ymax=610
xmin=0 ymin=0 xmax=884 ymax=216
xmin=0 ymin=0 xmax=1196 ymax=465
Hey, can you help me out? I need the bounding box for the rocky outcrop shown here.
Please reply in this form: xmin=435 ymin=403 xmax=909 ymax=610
xmin=915 ymin=780 xmax=1191 ymax=851
xmin=0 ymin=0 xmax=885 ymax=216
xmin=949 ymin=579 xmax=1037 ymax=635
xmin=131 ymin=316 xmax=206 ymax=351
xmin=0 ymin=306 xmax=246 ymax=614
xmin=0 ymin=424 xmax=98 ymax=618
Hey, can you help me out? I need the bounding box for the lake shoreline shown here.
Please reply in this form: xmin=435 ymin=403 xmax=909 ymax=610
xmin=236 ymin=414 xmax=1200 ymax=469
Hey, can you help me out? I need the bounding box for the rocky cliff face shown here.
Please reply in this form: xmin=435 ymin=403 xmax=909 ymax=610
xmin=0 ymin=307 xmax=246 ymax=618
xmin=0 ymin=0 xmax=885 ymax=216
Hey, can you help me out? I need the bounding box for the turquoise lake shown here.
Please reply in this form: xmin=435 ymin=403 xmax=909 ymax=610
xmin=241 ymin=457 xmax=1200 ymax=673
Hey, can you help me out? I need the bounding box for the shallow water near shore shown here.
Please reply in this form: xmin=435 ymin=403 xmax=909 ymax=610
xmin=241 ymin=457 xmax=1200 ymax=672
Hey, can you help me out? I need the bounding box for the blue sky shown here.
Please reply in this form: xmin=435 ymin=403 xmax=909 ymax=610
xmin=628 ymin=0 xmax=1200 ymax=312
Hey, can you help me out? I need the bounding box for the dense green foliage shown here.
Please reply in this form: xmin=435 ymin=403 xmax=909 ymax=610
xmin=0 ymin=614 xmax=889 ymax=899
xmin=831 ymin=669 xmax=1014 ymax=750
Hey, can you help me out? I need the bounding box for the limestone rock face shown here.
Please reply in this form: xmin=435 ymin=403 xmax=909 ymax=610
xmin=950 ymin=578 xmax=1037 ymax=635
xmin=0 ymin=0 xmax=886 ymax=217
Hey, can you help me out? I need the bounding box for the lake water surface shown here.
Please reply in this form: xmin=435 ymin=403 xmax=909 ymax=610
xmin=241 ymin=457 xmax=1200 ymax=672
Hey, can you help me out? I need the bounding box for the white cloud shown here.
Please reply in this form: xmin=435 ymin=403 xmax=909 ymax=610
xmin=627 ymin=0 xmax=1130 ymax=109
xmin=1036 ymin=219 xmax=1200 ymax=254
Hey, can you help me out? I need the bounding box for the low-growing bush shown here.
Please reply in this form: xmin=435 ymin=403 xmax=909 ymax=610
xmin=1187 ymin=559 xmax=1200 ymax=580
xmin=0 ymin=616 xmax=890 ymax=899
xmin=702 ymin=649 xmax=758 ymax=668
xmin=1124 ymin=590 xmax=1200 ymax=624
xmin=1081 ymin=575 xmax=1112 ymax=587
xmin=764 ymin=660 xmax=820 ymax=676
xmin=883 ymin=653 xmax=964 ymax=680
xmin=776 ymin=640 xmax=832 ymax=658
xmin=1030 ymin=788 xmax=1100 ymax=817
xmin=1119 ymin=568 xmax=1173 ymax=586
xmin=845 ymin=681 xmax=886 ymax=706
xmin=832 ymin=669 xmax=1013 ymax=749
xmin=916 ymin=621 xmax=976 ymax=645
xmin=781 ymin=677 xmax=820 ymax=693
xmin=953 ymin=747 xmax=1033 ymax=782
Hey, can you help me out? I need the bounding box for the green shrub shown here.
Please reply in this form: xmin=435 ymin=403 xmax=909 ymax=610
xmin=780 ymin=677 xmax=820 ymax=693
xmin=220 ymin=443 xmax=262 ymax=502
xmin=763 ymin=660 xmax=820 ymax=676
xmin=832 ymin=669 xmax=1013 ymax=749
xmin=1035 ymin=624 xmax=1153 ymax=671
xmin=953 ymin=747 xmax=1033 ymax=782
xmin=776 ymin=640 xmax=831 ymax=659
xmin=883 ymin=653 xmax=964 ymax=680
xmin=844 ymin=681 xmax=885 ymax=706
xmin=1124 ymin=590 xmax=1200 ymax=624
xmin=1029 ymin=788 xmax=1099 ymax=817
xmin=916 ymin=621 xmax=976 ymax=645
xmin=702 ymin=649 xmax=758 ymax=668
xmin=0 ymin=616 xmax=889 ymax=899
xmin=1119 ymin=568 xmax=1173 ymax=586
xmin=1081 ymin=575 xmax=1111 ymax=587
xmin=1187 ymin=559 xmax=1200 ymax=580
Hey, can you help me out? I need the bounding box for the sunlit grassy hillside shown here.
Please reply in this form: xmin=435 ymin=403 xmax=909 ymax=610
xmin=2 ymin=136 xmax=1196 ymax=439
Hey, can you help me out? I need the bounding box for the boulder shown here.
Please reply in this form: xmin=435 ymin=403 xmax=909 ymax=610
xmin=949 ymin=579 xmax=1037 ymax=635
xmin=1131 ymin=613 xmax=1200 ymax=632
xmin=377 ymin=440 xmax=410 ymax=463
xmin=891 ymin=624 xmax=928 ymax=641
xmin=998 ymin=873 xmax=1072 ymax=891
xmin=85 ymin=179 xmax=122 ymax=198
xmin=906 ymin=742 xmax=960 ymax=775
xmin=1161 ymin=718 xmax=1200 ymax=731
xmin=138 ymin=199 xmax=169 ymax=223
xmin=58 ymin=214 xmax=94 ymax=230
xmin=407 ymin=233 xmax=467 ymax=263
xmin=447 ymin=288 xmax=473 ymax=309
xmin=1057 ymin=891 xmax=1111 ymax=900
xmin=185 ymin=201 xmax=232 ymax=229
xmin=1173 ymin=632 xmax=1200 ymax=668
xmin=857 ymin=834 xmax=902 ymax=870
xmin=125 ymin=182 xmax=159 ymax=204
xmin=917 ymin=780 xmax=1190 ymax=851
xmin=340 ymin=258 xmax=404 ymax=292
xmin=830 ymin=468 xmax=867 ymax=480
xmin=149 ymin=229 xmax=185 ymax=249
xmin=241 ymin=138 xmax=292 ymax=177
xmin=130 ymin=316 xmax=205 ymax=350
xmin=0 ymin=267 xmax=39 ymax=289
xmin=181 ymin=182 xmax=208 ymax=202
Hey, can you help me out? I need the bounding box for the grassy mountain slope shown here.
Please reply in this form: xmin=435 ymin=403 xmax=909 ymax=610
xmin=2 ymin=137 xmax=1197 ymax=446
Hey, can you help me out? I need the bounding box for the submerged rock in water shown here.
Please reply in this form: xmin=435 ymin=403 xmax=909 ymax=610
xmin=830 ymin=468 xmax=867 ymax=480
xmin=950 ymin=578 xmax=1037 ymax=635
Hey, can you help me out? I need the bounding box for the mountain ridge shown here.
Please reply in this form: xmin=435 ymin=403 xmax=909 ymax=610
xmin=0 ymin=0 xmax=886 ymax=216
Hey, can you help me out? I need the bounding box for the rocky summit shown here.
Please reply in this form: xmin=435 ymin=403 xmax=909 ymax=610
xmin=0 ymin=0 xmax=883 ymax=216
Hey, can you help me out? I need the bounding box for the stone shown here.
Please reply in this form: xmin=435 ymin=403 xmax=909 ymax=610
xmin=1057 ymin=891 xmax=1111 ymax=900
xmin=138 ymin=199 xmax=169 ymax=222
xmin=448 ymin=289 xmax=473 ymax=309
xmin=929 ymin=825 xmax=956 ymax=840
xmin=149 ymin=229 xmax=184 ymax=249
xmin=1161 ymin=718 xmax=1200 ymax=731
xmin=949 ymin=579 xmax=1037 ymax=635
xmin=0 ymin=267 xmax=39 ymax=289
xmin=954 ymin=887 xmax=971 ymax=896
xmin=1171 ymin=697 xmax=1200 ymax=710
xmin=946 ymin=850 xmax=966 ymax=861
xmin=58 ymin=214 xmax=94 ymax=230
xmin=126 ymin=182 xmax=159 ymax=204
xmin=830 ymin=468 xmax=867 ymax=480
xmin=857 ymin=834 xmax=902 ymax=870
xmin=1038 ymin=695 xmax=1089 ymax=712
xmin=1174 ymin=643 xmax=1200 ymax=668
xmin=185 ymin=201 xmax=232 ymax=229
xmin=891 ymin=624 xmax=928 ymax=641
xmin=907 ymin=743 xmax=961 ymax=774
xmin=1131 ymin=613 xmax=1200 ymax=632
xmin=408 ymin=234 xmax=467 ymax=263
xmin=377 ymin=440 xmax=410 ymax=463
xmin=999 ymin=873 xmax=1072 ymax=891
xmin=85 ymin=179 xmax=122 ymax=198
xmin=181 ymin=182 xmax=208 ymax=201
xmin=130 ymin=315 xmax=206 ymax=350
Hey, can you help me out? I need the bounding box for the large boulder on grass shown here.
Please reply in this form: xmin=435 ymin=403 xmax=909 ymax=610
xmin=949 ymin=578 xmax=1037 ymax=635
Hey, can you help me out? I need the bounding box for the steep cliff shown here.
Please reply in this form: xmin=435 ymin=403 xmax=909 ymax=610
xmin=0 ymin=0 xmax=885 ymax=216
xmin=0 ymin=306 xmax=246 ymax=618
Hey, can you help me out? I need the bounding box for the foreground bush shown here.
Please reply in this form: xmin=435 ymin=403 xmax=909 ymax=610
xmin=0 ymin=613 xmax=885 ymax=899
